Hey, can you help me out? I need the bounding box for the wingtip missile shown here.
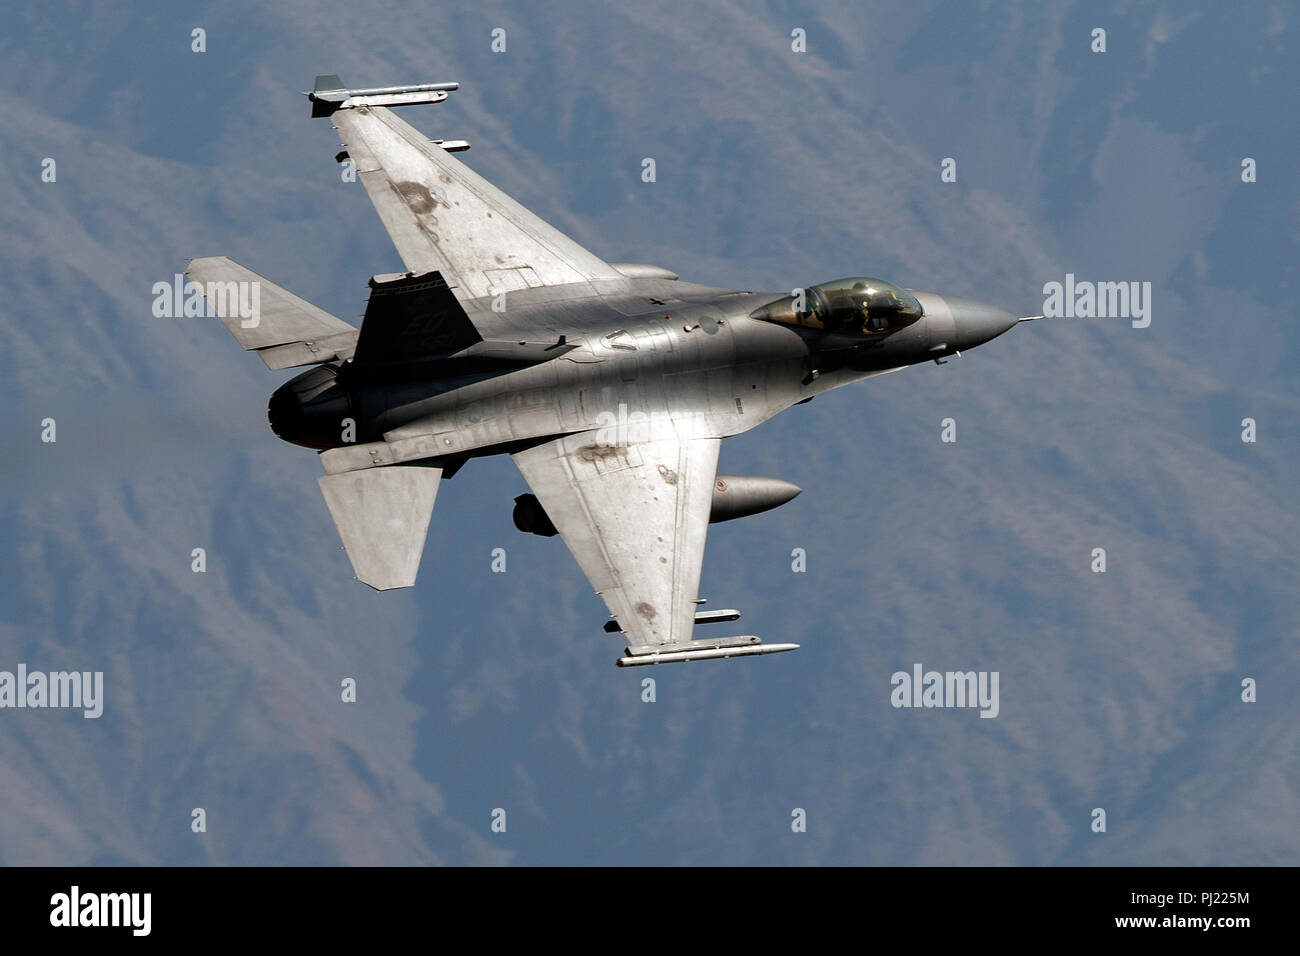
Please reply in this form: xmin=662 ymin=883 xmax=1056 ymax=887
xmin=307 ymin=76 xmax=461 ymax=117
xmin=617 ymin=636 xmax=800 ymax=667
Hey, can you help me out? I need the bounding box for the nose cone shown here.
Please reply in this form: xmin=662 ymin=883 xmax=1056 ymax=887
xmin=943 ymin=295 xmax=1018 ymax=351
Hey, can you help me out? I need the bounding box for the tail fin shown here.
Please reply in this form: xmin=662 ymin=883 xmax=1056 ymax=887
xmin=353 ymin=270 xmax=482 ymax=362
xmin=317 ymin=465 xmax=442 ymax=590
xmin=186 ymin=256 xmax=358 ymax=369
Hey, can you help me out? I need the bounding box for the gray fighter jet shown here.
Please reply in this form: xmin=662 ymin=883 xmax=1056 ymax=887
xmin=189 ymin=77 xmax=1038 ymax=666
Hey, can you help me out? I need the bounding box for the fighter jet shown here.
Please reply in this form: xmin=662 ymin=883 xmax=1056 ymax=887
xmin=188 ymin=76 xmax=1038 ymax=667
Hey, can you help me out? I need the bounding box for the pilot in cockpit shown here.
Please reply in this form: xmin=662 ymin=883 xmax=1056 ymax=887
xmin=751 ymin=277 xmax=924 ymax=336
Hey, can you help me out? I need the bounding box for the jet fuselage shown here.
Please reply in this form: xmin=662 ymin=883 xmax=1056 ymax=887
xmin=268 ymin=277 xmax=1018 ymax=461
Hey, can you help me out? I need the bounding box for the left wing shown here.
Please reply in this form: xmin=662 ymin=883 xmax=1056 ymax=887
xmin=319 ymin=76 xmax=624 ymax=300
xmin=512 ymin=432 xmax=798 ymax=666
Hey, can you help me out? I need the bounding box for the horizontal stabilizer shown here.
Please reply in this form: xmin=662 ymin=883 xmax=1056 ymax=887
xmin=317 ymin=465 xmax=442 ymax=590
xmin=186 ymin=257 xmax=358 ymax=369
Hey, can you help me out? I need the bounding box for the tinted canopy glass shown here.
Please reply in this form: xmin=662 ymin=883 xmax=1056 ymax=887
xmin=751 ymin=277 xmax=923 ymax=335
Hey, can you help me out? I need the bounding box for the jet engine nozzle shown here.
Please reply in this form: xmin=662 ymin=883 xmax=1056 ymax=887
xmin=267 ymin=364 xmax=354 ymax=450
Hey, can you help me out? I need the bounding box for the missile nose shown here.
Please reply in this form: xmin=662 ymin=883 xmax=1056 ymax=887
xmin=943 ymin=296 xmax=1019 ymax=351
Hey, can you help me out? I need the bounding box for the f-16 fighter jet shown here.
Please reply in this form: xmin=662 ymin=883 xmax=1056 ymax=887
xmin=189 ymin=76 xmax=1039 ymax=666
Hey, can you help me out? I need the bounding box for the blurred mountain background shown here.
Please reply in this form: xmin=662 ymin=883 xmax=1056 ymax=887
xmin=0 ymin=0 xmax=1295 ymax=864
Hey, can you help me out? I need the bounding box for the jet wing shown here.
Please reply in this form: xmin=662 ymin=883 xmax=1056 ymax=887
xmin=512 ymin=432 xmax=721 ymax=654
xmin=330 ymin=104 xmax=624 ymax=300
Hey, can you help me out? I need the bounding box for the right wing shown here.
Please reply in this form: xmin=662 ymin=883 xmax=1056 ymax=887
xmin=513 ymin=432 xmax=800 ymax=665
xmin=329 ymin=95 xmax=624 ymax=300
xmin=512 ymin=431 xmax=720 ymax=652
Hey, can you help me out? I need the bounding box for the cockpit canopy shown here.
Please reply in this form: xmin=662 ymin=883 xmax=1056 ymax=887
xmin=751 ymin=277 xmax=924 ymax=335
